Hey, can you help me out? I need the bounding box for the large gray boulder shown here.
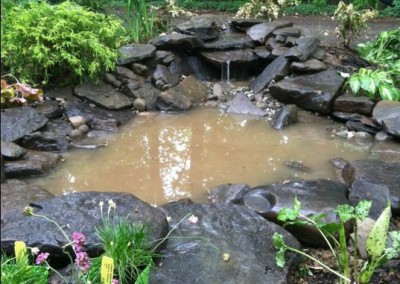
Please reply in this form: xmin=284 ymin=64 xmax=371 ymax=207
xmin=156 ymin=85 xmax=192 ymax=111
xmin=285 ymin=36 xmax=320 ymax=62
xmin=175 ymin=15 xmax=220 ymax=41
xmin=151 ymin=33 xmax=204 ymax=50
xmin=1 ymin=106 xmax=48 ymax=142
xmin=151 ymin=202 xmax=300 ymax=284
xmin=269 ymin=70 xmax=345 ymax=114
xmin=244 ymin=179 xmax=350 ymax=247
xmin=342 ymin=159 xmax=400 ymax=217
xmin=1 ymin=192 xmax=169 ymax=262
xmin=246 ymin=21 xmax=292 ymax=43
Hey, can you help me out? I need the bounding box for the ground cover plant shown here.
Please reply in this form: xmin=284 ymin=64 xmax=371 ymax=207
xmin=1 ymin=1 xmax=126 ymax=87
xmin=347 ymin=28 xmax=400 ymax=101
xmin=273 ymin=197 xmax=400 ymax=284
xmin=1 ymin=74 xmax=44 ymax=108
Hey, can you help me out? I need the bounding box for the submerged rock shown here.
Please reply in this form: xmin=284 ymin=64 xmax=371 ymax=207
xmin=271 ymin=104 xmax=298 ymax=130
xmin=152 ymin=202 xmax=300 ymax=284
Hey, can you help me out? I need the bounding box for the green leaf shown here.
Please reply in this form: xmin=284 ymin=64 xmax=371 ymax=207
xmin=273 ymin=233 xmax=287 ymax=268
xmin=360 ymin=76 xmax=376 ymax=95
xmin=135 ymin=263 xmax=151 ymax=284
xmin=385 ymin=231 xmax=400 ymax=260
xmin=335 ymin=204 xmax=354 ymax=223
xmin=354 ymin=200 xmax=372 ymax=221
xmin=366 ymin=203 xmax=391 ymax=259
xmin=277 ymin=196 xmax=301 ymax=222
xmin=349 ymin=76 xmax=361 ymax=94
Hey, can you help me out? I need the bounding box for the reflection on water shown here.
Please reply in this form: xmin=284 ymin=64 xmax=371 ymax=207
xmin=29 ymin=108 xmax=369 ymax=205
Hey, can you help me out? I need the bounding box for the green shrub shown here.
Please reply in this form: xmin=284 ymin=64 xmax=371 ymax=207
xmin=333 ymin=1 xmax=377 ymax=47
xmin=1 ymin=1 xmax=126 ymax=87
xmin=236 ymin=0 xmax=300 ymax=20
xmin=379 ymin=0 xmax=400 ymax=17
xmin=282 ymin=3 xmax=337 ymax=15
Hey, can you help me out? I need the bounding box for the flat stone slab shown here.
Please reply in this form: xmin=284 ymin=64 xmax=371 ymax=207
xmin=246 ymin=21 xmax=293 ymax=43
xmin=1 ymin=192 xmax=168 ymax=261
xmin=202 ymin=32 xmax=254 ymax=50
xmin=273 ymin=27 xmax=301 ymax=37
xmin=286 ymin=36 xmax=320 ymax=62
xmin=74 ymin=81 xmax=133 ymax=110
xmin=291 ymin=58 xmax=327 ymax=73
xmin=1 ymin=141 xmax=27 ymax=160
xmin=151 ymin=33 xmax=204 ymax=50
xmin=249 ymin=55 xmax=290 ymax=94
xmin=199 ymin=49 xmax=258 ymax=67
xmin=269 ymin=70 xmax=345 ymax=114
xmin=151 ymin=202 xmax=300 ymax=284
xmin=117 ymin=43 xmax=156 ymax=65
xmin=3 ymin=150 xmax=61 ymax=178
xmin=227 ymin=93 xmax=266 ymax=116
xmin=333 ymin=95 xmax=375 ymax=116
xmin=1 ymin=106 xmax=48 ymax=142
xmin=175 ymin=15 xmax=220 ymax=41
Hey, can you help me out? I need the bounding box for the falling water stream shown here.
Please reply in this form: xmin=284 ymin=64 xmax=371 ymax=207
xmin=28 ymin=108 xmax=370 ymax=206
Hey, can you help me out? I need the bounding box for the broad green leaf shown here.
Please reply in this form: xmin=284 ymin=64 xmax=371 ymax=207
xmin=366 ymin=203 xmax=391 ymax=259
xmin=335 ymin=204 xmax=354 ymax=223
xmin=273 ymin=233 xmax=287 ymax=268
xmin=277 ymin=196 xmax=301 ymax=222
xmin=379 ymin=84 xmax=393 ymax=101
xmin=385 ymin=231 xmax=400 ymax=259
xmin=349 ymin=76 xmax=361 ymax=94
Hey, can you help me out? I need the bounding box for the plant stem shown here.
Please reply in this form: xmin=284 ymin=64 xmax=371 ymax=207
xmin=44 ymin=260 xmax=69 ymax=284
xmin=285 ymin=246 xmax=351 ymax=283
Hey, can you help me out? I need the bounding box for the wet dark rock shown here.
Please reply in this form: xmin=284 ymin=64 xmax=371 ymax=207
xmin=169 ymin=52 xmax=218 ymax=81
xmin=151 ymin=33 xmax=204 ymax=50
xmin=250 ymin=55 xmax=290 ymax=94
xmin=103 ymin=73 xmax=122 ymax=89
xmin=156 ymin=85 xmax=192 ymax=111
xmin=275 ymin=34 xmax=286 ymax=43
xmin=74 ymin=81 xmax=133 ymax=110
xmin=273 ymin=27 xmax=301 ymax=37
xmin=121 ymin=81 xmax=142 ymax=98
xmin=1 ymin=156 xmax=5 ymax=184
xmin=333 ymin=95 xmax=375 ymax=116
xmin=285 ymin=159 xmax=310 ymax=172
xmin=244 ymin=179 xmax=350 ymax=247
xmin=269 ymin=70 xmax=345 ymax=114
xmin=271 ymin=104 xmax=298 ymax=130
xmin=1 ymin=179 xmax=54 ymax=222
xmin=246 ymin=21 xmax=293 ymax=43
xmin=152 ymin=202 xmax=300 ymax=284
xmin=346 ymin=120 xmax=381 ymax=136
xmin=373 ymin=101 xmax=400 ymax=139
xmin=131 ymin=63 xmax=149 ymax=76
xmin=179 ymin=75 xmax=207 ymax=105
xmin=331 ymin=111 xmax=365 ymax=122
xmin=153 ymin=64 xmax=181 ymax=89
xmin=202 ymin=32 xmax=254 ymax=50
xmin=227 ymin=93 xmax=266 ymax=116
xmin=265 ymin=37 xmax=284 ymax=51
xmin=370 ymin=140 xmax=400 ymax=162
xmin=342 ymin=160 xmax=400 ymax=217
xmin=285 ymin=36 xmax=297 ymax=47
xmin=330 ymin=158 xmax=349 ymax=169
xmin=34 ymin=101 xmax=63 ymax=119
xmin=271 ymin=46 xmax=290 ymax=57
xmin=3 ymin=150 xmax=61 ymax=178
xmin=114 ymin=66 xmax=142 ymax=84
xmin=90 ymin=118 xmax=118 ymax=132
xmin=291 ymin=58 xmax=327 ymax=73
xmin=208 ymin=183 xmax=251 ymax=205
xmin=1 ymin=141 xmax=27 ymax=160
xmin=1 ymin=192 xmax=168 ymax=263
xmin=286 ymin=36 xmax=320 ymax=62
xmin=44 ymin=86 xmax=77 ymax=101
xmin=199 ymin=49 xmax=258 ymax=68
xmin=175 ymin=15 xmax=220 ymax=41
xmin=130 ymin=82 xmax=161 ymax=111
xmin=117 ymin=43 xmax=156 ymax=65
xmin=20 ymin=119 xmax=72 ymax=152
xmin=253 ymin=46 xmax=273 ymax=60
xmin=1 ymin=107 xmax=48 ymax=142
xmin=311 ymin=47 xmax=325 ymax=61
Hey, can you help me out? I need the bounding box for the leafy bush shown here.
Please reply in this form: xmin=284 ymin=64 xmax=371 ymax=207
xmin=1 ymin=1 xmax=126 ymax=87
xmin=236 ymin=0 xmax=300 ymax=20
xmin=379 ymin=0 xmax=400 ymax=17
xmin=333 ymin=1 xmax=377 ymax=47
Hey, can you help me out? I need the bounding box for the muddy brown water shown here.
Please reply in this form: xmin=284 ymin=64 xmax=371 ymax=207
xmin=29 ymin=108 xmax=370 ymax=206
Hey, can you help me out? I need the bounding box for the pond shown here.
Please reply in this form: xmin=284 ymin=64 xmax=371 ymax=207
xmin=29 ymin=108 xmax=370 ymax=205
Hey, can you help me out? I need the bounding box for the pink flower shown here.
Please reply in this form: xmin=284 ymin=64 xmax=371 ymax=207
xmin=35 ymin=252 xmax=49 ymax=265
xmin=112 ymin=279 xmax=119 ymax=284
xmin=72 ymin=231 xmax=86 ymax=252
xmin=75 ymin=251 xmax=91 ymax=272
